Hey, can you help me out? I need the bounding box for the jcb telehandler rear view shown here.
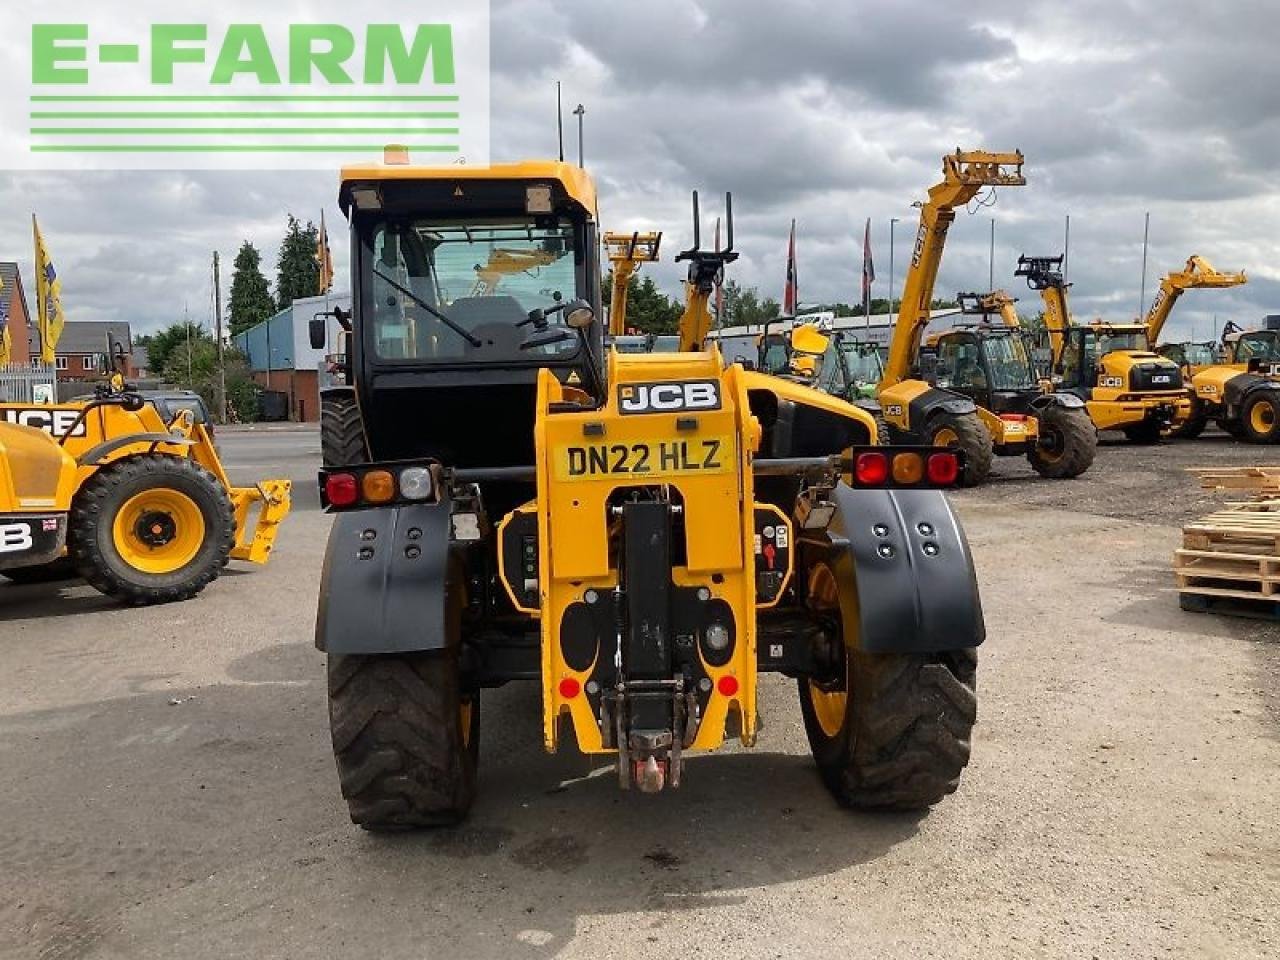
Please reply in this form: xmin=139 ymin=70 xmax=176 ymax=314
xmin=313 ymin=155 xmax=985 ymax=828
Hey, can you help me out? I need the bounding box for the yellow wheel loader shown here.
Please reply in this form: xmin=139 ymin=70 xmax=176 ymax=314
xmin=0 ymin=387 xmax=291 ymax=603
xmin=1018 ymin=253 xmax=1243 ymax=441
xmin=1175 ymin=321 xmax=1280 ymax=442
xmin=311 ymin=155 xmax=985 ymax=828
xmin=876 ymin=150 xmax=1094 ymax=485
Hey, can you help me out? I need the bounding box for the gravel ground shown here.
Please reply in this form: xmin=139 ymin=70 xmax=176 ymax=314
xmin=1 ymin=428 xmax=1277 ymax=960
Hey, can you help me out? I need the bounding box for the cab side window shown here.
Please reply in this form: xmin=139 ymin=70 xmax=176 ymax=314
xmin=935 ymin=337 xmax=986 ymax=390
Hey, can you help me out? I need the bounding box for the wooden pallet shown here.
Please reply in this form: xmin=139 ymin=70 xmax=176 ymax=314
xmin=1182 ymin=505 xmax=1280 ymax=554
xmin=1187 ymin=465 xmax=1280 ymax=493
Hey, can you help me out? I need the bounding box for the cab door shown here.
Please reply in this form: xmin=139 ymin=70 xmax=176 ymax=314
xmin=933 ymin=333 xmax=990 ymax=407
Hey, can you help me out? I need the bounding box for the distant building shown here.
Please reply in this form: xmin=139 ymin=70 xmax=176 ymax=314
xmin=234 ymin=293 xmax=351 ymax=423
xmin=0 ymin=262 xmax=33 ymax=366
xmin=36 ymin=320 xmax=134 ymax=380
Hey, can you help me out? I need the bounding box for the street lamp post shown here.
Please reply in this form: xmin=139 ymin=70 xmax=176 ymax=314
xmin=888 ymin=217 xmax=900 ymax=316
xmin=572 ymin=104 xmax=585 ymax=167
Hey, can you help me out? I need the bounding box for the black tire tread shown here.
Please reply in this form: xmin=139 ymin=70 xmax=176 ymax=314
xmin=67 ymin=455 xmax=235 ymax=605
xmin=322 ymin=392 xmax=367 ymax=467
xmin=328 ymin=653 xmax=475 ymax=830
xmin=928 ymin=412 xmax=992 ymax=487
xmin=804 ymin=647 xmax=978 ymax=810
xmin=1028 ymin=406 xmax=1096 ymax=479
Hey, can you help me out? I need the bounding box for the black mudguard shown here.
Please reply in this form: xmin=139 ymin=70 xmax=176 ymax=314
xmin=1229 ymin=375 xmax=1280 ymax=408
xmin=0 ymin=514 xmax=66 ymax=572
xmin=315 ymin=500 xmax=458 ymax=654
xmin=822 ymin=484 xmax=985 ymax=653
xmin=1032 ymin=392 xmax=1086 ymax=411
xmin=909 ymin=387 xmax=978 ymax=429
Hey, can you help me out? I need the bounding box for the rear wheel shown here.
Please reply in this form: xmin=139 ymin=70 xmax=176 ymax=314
xmin=328 ymin=652 xmax=478 ymax=829
xmin=321 ymin=390 xmax=367 ymax=467
xmin=1122 ymin=420 xmax=1163 ymax=444
xmin=797 ymin=563 xmax=978 ymax=810
xmin=1242 ymin=394 xmax=1280 ymax=443
xmin=68 ymin=455 xmax=235 ymax=605
xmin=1170 ymin=411 xmax=1207 ymax=439
xmin=927 ymin=412 xmax=992 ymax=487
xmin=1028 ymin=406 xmax=1096 ymax=479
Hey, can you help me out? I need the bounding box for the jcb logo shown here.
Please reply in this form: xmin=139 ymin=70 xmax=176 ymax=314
xmin=1198 ymin=384 xmax=1219 ymax=396
xmin=618 ymin=381 xmax=721 ymax=415
xmin=1099 ymin=376 xmax=1124 ymax=389
xmin=1151 ymin=374 xmax=1172 ymax=384
xmin=884 ymin=404 xmax=904 ymax=417
xmin=0 ymin=407 xmax=87 ymax=437
xmin=0 ymin=522 xmax=34 ymax=554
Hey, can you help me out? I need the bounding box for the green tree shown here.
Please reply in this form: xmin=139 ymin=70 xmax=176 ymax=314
xmin=146 ymin=320 xmax=212 ymax=374
xmin=276 ymin=214 xmax=320 ymax=309
xmin=228 ymin=242 xmax=276 ymax=337
xmin=606 ymin=272 xmax=683 ymax=335
xmin=161 ymin=333 xmax=259 ymax=423
xmin=721 ymin=280 xmax=781 ymax=327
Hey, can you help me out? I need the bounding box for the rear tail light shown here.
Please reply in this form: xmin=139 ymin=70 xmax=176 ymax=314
xmin=324 ymin=473 xmax=359 ymax=507
xmin=399 ymin=466 xmax=434 ymax=501
xmin=854 ymin=452 xmax=889 ymax=485
xmin=891 ymin=452 xmax=924 ymax=484
xmin=361 ymin=470 xmax=396 ymax=504
xmin=926 ymin=452 xmax=960 ymax=485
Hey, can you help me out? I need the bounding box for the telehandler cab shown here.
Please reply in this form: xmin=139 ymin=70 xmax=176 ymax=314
xmin=312 ymin=156 xmax=985 ymax=828
xmin=0 ymin=384 xmax=290 ymax=602
xmin=876 ymin=150 xmax=1094 ymax=486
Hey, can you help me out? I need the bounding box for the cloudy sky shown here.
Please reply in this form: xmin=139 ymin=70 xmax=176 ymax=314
xmin=1 ymin=0 xmax=1276 ymax=343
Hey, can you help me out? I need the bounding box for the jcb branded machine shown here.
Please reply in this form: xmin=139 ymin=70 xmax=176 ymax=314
xmin=311 ymin=154 xmax=986 ymax=828
xmin=0 ymin=387 xmax=290 ymax=602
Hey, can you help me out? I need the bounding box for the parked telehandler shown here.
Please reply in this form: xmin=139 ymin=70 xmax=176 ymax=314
xmin=1018 ymin=253 xmax=1244 ymax=440
xmin=876 ymin=150 xmax=1094 ymax=486
xmin=311 ymin=154 xmax=985 ymax=828
xmin=0 ymin=383 xmax=290 ymax=603
xmin=1171 ymin=319 xmax=1280 ymax=441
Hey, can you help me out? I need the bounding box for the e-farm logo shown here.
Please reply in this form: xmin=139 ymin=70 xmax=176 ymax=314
xmin=1 ymin=1 xmax=490 ymax=170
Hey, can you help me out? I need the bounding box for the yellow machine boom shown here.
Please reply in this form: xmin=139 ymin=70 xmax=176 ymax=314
xmin=1144 ymin=255 xmax=1247 ymax=345
xmin=604 ymin=231 xmax=662 ymax=335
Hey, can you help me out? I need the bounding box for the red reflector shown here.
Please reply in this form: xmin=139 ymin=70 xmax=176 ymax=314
xmin=325 ymin=473 xmax=359 ymax=507
xmin=717 ymin=675 xmax=739 ymax=697
xmin=558 ymin=677 xmax=581 ymax=699
xmin=926 ymin=452 xmax=960 ymax=485
xmin=854 ymin=452 xmax=890 ymax=486
xmin=999 ymin=413 xmax=1027 ymax=422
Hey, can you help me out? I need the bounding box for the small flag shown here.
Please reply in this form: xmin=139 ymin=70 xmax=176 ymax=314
xmin=783 ymin=220 xmax=798 ymax=315
xmin=0 ymin=272 xmax=10 ymax=367
xmin=861 ymin=218 xmax=875 ymax=312
xmin=33 ymin=216 xmax=65 ymax=365
xmin=317 ymin=211 xmax=335 ymax=295
xmin=713 ymin=217 xmax=724 ymax=322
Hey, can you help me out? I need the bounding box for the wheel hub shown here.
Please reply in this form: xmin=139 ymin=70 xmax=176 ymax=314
xmin=135 ymin=511 xmax=178 ymax=548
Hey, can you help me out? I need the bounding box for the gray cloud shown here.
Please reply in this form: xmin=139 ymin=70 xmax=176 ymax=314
xmin=0 ymin=0 xmax=1275 ymax=345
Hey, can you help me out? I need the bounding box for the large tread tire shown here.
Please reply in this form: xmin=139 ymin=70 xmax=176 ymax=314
xmin=1241 ymin=393 xmax=1280 ymax=444
xmin=322 ymin=391 xmax=368 ymax=468
xmin=926 ymin=412 xmax=992 ymax=487
xmin=1122 ymin=420 xmax=1163 ymax=444
xmin=328 ymin=653 xmax=477 ymax=830
xmin=798 ymin=562 xmax=978 ymax=810
xmin=0 ymin=557 xmax=80 ymax=585
xmin=68 ymin=455 xmax=235 ymax=606
xmin=1028 ymin=406 xmax=1096 ymax=479
xmin=1217 ymin=417 xmax=1246 ymax=439
xmin=1169 ymin=416 xmax=1207 ymax=440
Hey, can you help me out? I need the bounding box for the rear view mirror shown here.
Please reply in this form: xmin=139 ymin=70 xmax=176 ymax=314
xmin=309 ymin=316 xmax=327 ymax=350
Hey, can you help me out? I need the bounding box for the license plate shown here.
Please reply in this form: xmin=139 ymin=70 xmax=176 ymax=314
xmin=554 ymin=437 xmax=732 ymax=481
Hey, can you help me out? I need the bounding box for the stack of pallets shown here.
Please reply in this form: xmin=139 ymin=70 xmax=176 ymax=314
xmin=1176 ymin=467 xmax=1280 ymax=619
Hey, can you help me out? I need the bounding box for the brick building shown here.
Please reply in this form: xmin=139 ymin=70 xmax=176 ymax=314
xmin=234 ymin=293 xmax=350 ymax=423
xmin=0 ymin=262 xmax=33 ymax=366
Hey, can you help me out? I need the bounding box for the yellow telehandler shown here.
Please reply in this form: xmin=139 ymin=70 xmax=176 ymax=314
xmin=310 ymin=154 xmax=985 ymax=827
xmin=876 ymin=150 xmax=1095 ymax=486
xmin=1017 ymin=253 xmax=1242 ymax=441
xmin=0 ymin=385 xmax=290 ymax=603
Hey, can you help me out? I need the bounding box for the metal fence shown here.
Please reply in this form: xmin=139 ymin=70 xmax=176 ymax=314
xmin=0 ymin=363 xmax=57 ymax=403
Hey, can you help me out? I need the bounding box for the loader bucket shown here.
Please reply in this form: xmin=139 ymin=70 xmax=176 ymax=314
xmin=229 ymin=480 xmax=292 ymax=564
